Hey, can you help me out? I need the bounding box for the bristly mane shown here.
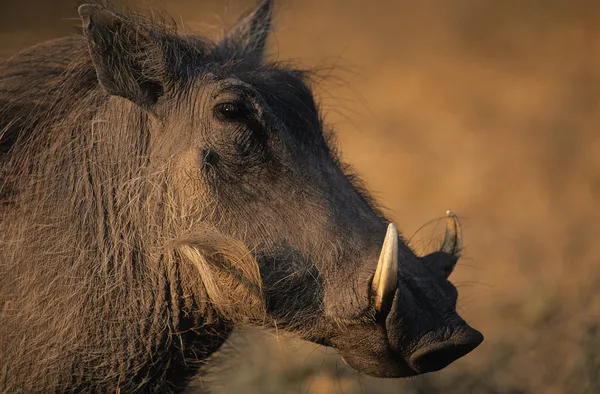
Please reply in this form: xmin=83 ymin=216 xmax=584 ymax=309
xmin=0 ymin=6 xmax=270 ymax=392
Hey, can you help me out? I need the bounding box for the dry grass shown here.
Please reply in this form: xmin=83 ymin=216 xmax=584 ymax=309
xmin=2 ymin=0 xmax=600 ymax=392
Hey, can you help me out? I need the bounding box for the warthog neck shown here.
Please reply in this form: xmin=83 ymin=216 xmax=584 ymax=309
xmin=0 ymin=242 xmax=233 ymax=392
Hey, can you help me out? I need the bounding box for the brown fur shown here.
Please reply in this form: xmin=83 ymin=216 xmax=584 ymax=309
xmin=0 ymin=22 xmax=265 ymax=393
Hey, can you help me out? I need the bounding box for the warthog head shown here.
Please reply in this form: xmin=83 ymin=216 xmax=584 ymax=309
xmin=78 ymin=0 xmax=482 ymax=378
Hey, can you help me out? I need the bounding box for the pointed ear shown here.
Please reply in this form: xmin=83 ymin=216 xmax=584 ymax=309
xmin=78 ymin=4 xmax=165 ymax=108
xmin=216 ymin=0 xmax=274 ymax=63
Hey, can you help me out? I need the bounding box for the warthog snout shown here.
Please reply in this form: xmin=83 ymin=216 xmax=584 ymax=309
xmin=330 ymin=212 xmax=483 ymax=378
xmin=409 ymin=325 xmax=484 ymax=373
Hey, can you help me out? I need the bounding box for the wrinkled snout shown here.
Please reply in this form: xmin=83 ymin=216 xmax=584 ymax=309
xmin=362 ymin=216 xmax=483 ymax=377
xmin=328 ymin=215 xmax=484 ymax=379
xmin=409 ymin=325 xmax=484 ymax=373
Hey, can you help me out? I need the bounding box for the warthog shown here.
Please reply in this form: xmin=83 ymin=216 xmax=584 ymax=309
xmin=0 ymin=0 xmax=483 ymax=392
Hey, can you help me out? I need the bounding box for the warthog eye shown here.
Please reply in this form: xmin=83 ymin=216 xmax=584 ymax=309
xmin=214 ymin=101 xmax=249 ymax=121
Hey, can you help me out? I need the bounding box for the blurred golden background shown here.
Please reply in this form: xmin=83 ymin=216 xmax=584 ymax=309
xmin=2 ymin=0 xmax=600 ymax=393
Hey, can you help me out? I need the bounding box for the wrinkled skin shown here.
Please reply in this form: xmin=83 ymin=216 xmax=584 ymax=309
xmin=332 ymin=251 xmax=483 ymax=377
xmin=0 ymin=0 xmax=482 ymax=391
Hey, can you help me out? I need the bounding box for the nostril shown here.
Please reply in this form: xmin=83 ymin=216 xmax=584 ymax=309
xmin=409 ymin=328 xmax=483 ymax=374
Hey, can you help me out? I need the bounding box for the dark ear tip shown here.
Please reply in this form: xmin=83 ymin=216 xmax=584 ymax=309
xmin=77 ymin=4 xmax=100 ymax=20
xmin=260 ymin=0 xmax=274 ymax=9
xmin=257 ymin=0 xmax=274 ymax=16
xmin=78 ymin=4 xmax=122 ymax=30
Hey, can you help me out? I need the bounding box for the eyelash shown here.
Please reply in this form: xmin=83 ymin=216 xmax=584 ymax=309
xmin=214 ymin=101 xmax=250 ymax=121
xmin=212 ymin=99 xmax=269 ymax=159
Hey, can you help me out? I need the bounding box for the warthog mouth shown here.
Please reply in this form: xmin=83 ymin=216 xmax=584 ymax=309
xmin=339 ymin=324 xmax=483 ymax=378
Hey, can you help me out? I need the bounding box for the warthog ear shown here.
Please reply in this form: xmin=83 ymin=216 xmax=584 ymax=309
xmin=78 ymin=4 xmax=165 ymax=108
xmin=215 ymin=0 xmax=274 ymax=63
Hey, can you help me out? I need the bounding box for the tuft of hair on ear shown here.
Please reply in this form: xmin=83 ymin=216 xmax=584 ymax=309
xmin=78 ymin=3 xmax=166 ymax=108
xmin=173 ymin=228 xmax=266 ymax=323
xmin=78 ymin=3 xmax=209 ymax=110
xmin=213 ymin=0 xmax=274 ymax=64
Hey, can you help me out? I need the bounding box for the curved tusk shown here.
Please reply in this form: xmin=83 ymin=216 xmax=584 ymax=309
xmin=372 ymin=223 xmax=399 ymax=313
xmin=441 ymin=210 xmax=463 ymax=257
